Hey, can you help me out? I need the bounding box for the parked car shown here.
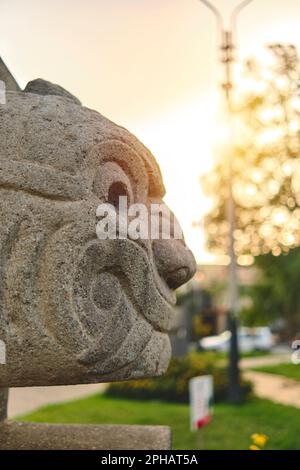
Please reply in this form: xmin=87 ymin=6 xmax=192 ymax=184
xmin=199 ymin=327 xmax=273 ymax=353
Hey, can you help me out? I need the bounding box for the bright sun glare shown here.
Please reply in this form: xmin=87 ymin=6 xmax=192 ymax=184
xmin=131 ymin=92 xmax=222 ymax=265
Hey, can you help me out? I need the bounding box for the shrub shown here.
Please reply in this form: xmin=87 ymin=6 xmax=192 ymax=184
xmin=106 ymin=351 xmax=252 ymax=403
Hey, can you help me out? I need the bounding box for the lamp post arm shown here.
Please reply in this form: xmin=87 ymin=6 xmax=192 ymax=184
xmin=231 ymin=0 xmax=254 ymax=42
xmin=198 ymin=0 xmax=224 ymax=39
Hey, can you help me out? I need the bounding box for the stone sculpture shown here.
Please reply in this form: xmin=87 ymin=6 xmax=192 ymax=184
xmin=0 ymin=62 xmax=196 ymax=449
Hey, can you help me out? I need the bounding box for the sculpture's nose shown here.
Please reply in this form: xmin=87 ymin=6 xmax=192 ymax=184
xmin=153 ymin=239 xmax=197 ymax=290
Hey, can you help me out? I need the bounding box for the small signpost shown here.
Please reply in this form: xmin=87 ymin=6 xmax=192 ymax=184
xmin=189 ymin=375 xmax=213 ymax=448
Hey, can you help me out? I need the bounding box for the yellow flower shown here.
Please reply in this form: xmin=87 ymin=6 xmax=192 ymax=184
xmin=249 ymin=445 xmax=260 ymax=451
xmin=251 ymin=433 xmax=268 ymax=448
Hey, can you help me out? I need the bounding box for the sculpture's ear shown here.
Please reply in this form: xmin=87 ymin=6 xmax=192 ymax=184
xmin=0 ymin=57 xmax=20 ymax=91
xmin=23 ymin=79 xmax=81 ymax=105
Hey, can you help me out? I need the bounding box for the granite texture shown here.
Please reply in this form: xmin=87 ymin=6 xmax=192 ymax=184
xmin=0 ymin=422 xmax=171 ymax=450
xmin=0 ymin=80 xmax=196 ymax=388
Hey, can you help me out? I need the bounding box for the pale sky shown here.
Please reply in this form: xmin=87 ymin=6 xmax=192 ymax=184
xmin=1 ymin=0 xmax=300 ymax=263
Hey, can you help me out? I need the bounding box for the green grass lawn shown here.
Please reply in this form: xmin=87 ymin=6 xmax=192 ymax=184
xmin=253 ymin=363 xmax=300 ymax=382
xmin=18 ymin=394 xmax=300 ymax=450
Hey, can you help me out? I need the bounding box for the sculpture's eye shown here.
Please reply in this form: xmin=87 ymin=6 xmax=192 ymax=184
xmin=108 ymin=182 xmax=130 ymax=209
xmin=93 ymin=161 xmax=134 ymax=204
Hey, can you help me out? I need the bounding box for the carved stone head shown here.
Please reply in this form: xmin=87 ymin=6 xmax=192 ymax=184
xmin=0 ymin=81 xmax=196 ymax=386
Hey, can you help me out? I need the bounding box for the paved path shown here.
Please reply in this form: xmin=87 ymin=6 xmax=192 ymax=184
xmin=8 ymin=384 xmax=107 ymax=418
xmin=244 ymin=371 xmax=300 ymax=409
xmin=242 ymin=353 xmax=300 ymax=409
xmin=240 ymin=353 xmax=291 ymax=369
xmin=217 ymin=353 xmax=291 ymax=369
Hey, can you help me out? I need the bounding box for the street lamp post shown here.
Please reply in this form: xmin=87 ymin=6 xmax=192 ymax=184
xmin=199 ymin=0 xmax=254 ymax=403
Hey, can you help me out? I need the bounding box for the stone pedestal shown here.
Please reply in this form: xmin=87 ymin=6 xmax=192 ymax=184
xmin=0 ymin=422 xmax=171 ymax=450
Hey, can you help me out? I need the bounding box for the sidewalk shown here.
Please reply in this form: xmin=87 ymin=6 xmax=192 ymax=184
xmin=240 ymin=353 xmax=291 ymax=369
xmin=242 ymin=352 xmax=300 ymax=409
xmin=244 ymin=371 xmax=300 ymax=409
xmin=8 ymin=384 xmax=107 ymax=418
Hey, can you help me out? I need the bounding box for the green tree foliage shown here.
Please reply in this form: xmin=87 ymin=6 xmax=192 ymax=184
xmin=241 ymin=247 xmax=300 ymax=339
xmin=202 ymin=45 xmax=300 ymax=260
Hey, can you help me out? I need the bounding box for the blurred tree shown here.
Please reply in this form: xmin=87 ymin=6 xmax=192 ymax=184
xmin=202 ymin=44 xmax=300 ymax=261
xmin=241 ymin=247 xmax=300 ymax=339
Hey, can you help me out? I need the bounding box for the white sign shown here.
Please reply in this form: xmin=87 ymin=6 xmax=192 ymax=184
xmin=189 ymin=375 xmax=213 ymax=431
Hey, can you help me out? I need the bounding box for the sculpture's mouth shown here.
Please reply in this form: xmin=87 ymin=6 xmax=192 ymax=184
xmin=75 ymin=238 xmax=176 ymax=372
